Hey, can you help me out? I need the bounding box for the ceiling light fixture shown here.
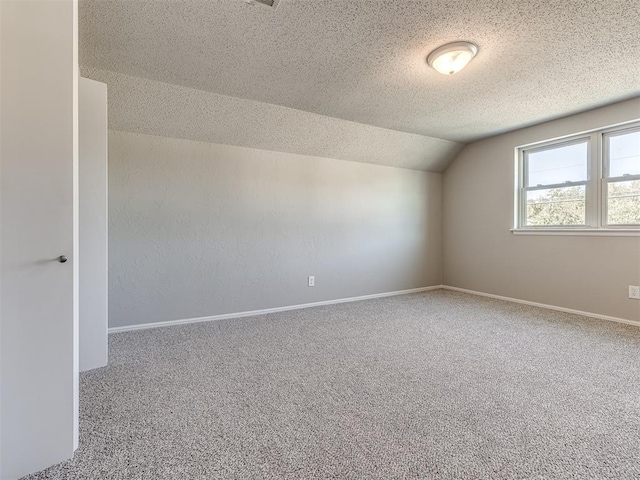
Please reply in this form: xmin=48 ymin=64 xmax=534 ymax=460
xmin=427 ymin=41 xmax=478 ymax=75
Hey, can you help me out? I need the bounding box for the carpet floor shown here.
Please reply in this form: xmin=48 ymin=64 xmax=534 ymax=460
xmin=25 ymin=290 xmax=640 ymax=479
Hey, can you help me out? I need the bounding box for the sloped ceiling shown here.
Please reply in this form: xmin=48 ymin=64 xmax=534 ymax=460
xmin=79 ymin=0 xmax=639 ymax=171
xmin=81 ymin=66 xmax=463 ymax=172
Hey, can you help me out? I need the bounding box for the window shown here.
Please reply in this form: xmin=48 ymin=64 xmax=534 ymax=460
xmin=516 ymin=122 xmax=640 ymax=233
xmin=603 ymin=128 xmax=640 ymax=225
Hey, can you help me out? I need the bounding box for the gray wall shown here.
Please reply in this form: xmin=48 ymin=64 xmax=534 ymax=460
xmin=443 ymin=98 xmax=640 ymax=322
xmin=109 ymin=130 xmax=443 ymax=328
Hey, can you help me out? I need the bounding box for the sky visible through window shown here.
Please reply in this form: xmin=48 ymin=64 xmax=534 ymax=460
xmin=526 ymin=132 xmax=640 ymax=186
xmin=527 ymin=141 xmax=587 ymax=187
xmin=609 ymin=130 xmax=640 ymax=177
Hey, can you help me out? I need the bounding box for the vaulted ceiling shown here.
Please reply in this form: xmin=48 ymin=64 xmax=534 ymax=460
xmin=79 ymin=0 xmax=639 ymax=170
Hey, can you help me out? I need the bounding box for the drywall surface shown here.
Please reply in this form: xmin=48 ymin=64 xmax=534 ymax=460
xmin=109 ymin=131 xmax=442 ymax=328
xmin=79 ymin=77 xmax=108 ymax=371
xmin=79 ymin=66 xmax=463 ymax=173
xmin=443 ymin=98 xmax=640 ymax=322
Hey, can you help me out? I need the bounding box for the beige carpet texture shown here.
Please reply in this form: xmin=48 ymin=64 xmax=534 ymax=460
xmin=26 ymin=291 xmax=640 ymax=479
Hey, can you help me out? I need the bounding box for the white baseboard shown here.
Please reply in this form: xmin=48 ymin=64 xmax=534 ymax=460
xmin=109 ymin=285 xmax=444 ymax=334
xmin=109 ymin=284 xmax=639 ymax=334
xmin=441 ymin=285 xmax=640 ymax=328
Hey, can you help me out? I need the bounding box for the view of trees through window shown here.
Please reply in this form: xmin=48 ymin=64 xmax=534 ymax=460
xmin=607 ymin=179 xmax=640 ymax=225
xmin=526 ymin=186 xmax=585 ymax=226
xmin=526 ymin=181 xmax=640 ymax=226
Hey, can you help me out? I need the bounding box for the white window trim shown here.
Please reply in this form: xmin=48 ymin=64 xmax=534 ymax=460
xmin=513 ymin=119 xmax=640 ymax=235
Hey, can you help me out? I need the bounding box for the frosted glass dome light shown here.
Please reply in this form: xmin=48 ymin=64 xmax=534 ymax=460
xmin=427 ymin=42 xmax=478 ymax=75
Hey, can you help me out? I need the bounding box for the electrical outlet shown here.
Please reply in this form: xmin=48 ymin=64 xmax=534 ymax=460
xmin=308 ymin=276 xmax=315 ymax=287
xmin=630 ymin=286 xmax=640 ymax=300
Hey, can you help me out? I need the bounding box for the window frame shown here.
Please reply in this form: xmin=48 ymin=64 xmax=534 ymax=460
xmin=514 ymin=120 xmax=640 ymax=234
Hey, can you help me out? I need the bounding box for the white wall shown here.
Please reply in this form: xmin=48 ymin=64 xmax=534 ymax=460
xmin=79 ymin=77 xmax=108 ymax=371
xmin=443 ymin=98 xmax=640 ymax=322
xmin=108 ymin=131 xmax=443 ymax=328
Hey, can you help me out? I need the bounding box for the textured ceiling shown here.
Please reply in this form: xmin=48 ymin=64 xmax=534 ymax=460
xmin=80 ymin=0 xmax=640 ymax=144
xmin=82 ymin=66 xmax=463 ymax=172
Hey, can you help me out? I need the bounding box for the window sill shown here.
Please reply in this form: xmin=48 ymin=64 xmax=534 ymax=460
xmin=511 ymin=228 xmax=640 ymax=237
